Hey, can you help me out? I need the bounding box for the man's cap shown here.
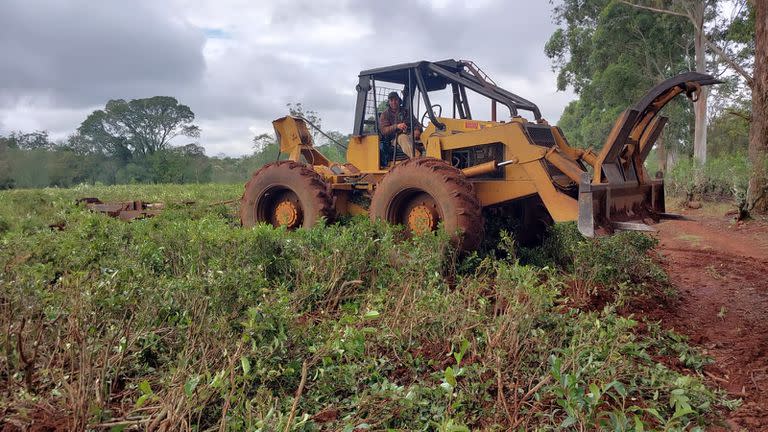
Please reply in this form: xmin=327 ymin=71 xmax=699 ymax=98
xmin=387 ymin=91 xmax=401 ymax=101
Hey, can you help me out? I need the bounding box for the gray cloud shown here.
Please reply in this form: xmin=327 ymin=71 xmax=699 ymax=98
xmin=358 ymin=0 xmax=554 ymax=76
xmin=0 ymin=0 xmax=573 ymax=156
xmin=0 ymin=0 xmax=205 ymax=108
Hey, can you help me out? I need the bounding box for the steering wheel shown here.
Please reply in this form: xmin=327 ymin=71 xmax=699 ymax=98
xmin=420 ymin=104 xmax=443 ymax=128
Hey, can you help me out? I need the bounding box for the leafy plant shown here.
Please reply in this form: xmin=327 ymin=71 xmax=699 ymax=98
xmin=0 ymin=185 xmax=727 ymax=430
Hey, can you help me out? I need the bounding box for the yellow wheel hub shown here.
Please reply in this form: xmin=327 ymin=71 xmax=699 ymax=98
xmin=274 ymin=200 xmax=300 ymax=228
xmin=407 ymin=204 xmax=437 ymax=234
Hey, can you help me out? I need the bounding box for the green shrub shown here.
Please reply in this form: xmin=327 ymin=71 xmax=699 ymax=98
xmin=667 ymin=153 xmax=749 ymax=202
xmin=522 ymin=223 xmax=663 ymax=284
xmin=0 ymin=185 xmax=727 ymax=430
xmin=0 ymin=216 xmax=9 ymax=235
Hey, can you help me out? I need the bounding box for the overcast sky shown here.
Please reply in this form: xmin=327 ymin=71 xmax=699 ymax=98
xmin=0 ymin=0 xmax=575 ymax=157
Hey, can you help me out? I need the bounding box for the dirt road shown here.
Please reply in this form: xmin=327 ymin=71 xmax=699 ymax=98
xmin=653 ymin=212 xmax=768 ymax=430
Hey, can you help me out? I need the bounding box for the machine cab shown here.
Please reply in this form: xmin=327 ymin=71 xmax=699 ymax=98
xmin=346 ymin=59 xmax=544 ymax=172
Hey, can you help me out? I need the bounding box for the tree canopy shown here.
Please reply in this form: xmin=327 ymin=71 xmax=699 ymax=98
xmin=77 ymin=96 xmax=200 ymax=160
xmin=546 ymin=0 xmax=695 ymax=154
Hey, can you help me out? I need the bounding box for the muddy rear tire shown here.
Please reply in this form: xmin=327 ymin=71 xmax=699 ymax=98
xmin=369 ymin=157 xmax=484 ymax=251
xmin=240 ymin=161 xmax=334 ymax=229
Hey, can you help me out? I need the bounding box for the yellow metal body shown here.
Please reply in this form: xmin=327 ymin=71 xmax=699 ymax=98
xmin=273 ymin=116 xmax=331 ymax=167
xmin=347 ymin=135 xmax=386 ymax=174
xmin=272 ymin=113 xmax=589 ymax=224
xmin=420 ymin=118 xmax=580 ymax=222
xmin=259 ymin=69 xmax=718 ymax=239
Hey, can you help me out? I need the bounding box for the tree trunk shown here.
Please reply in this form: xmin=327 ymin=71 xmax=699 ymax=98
xmin=747 ymin=1 xmax=768 ymax=213
xmin=692 ymin=1 xmax=708 ymax=163
xmin=657 ymin=129 xmax=667 ymax=173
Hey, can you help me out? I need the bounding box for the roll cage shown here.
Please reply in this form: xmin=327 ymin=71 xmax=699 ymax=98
xmin=351 ymin=59 xmax=542 ymax=136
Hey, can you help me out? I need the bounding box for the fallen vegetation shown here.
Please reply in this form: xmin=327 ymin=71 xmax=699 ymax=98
xmin=0 ymin=185 xmax=735 ymax=431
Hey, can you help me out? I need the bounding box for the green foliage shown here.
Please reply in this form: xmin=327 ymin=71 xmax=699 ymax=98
xmin=520 ymin=222 xmax=669 ymax=311
xmin=667 ymin=153 xmax=750 ymax=202
xmin=0 ymin=130 xmax=54 ymax=150
xmin=708 ymin=103 xmax=751 ymax=157
xmin=0 ymin=185 xmax=730 ymax=430
xmin=548 ymin=0 xmax=696 ymax=152
xmin=711 ymin=0 xmax=755 ymax=76
xmin=523 ymin=223 xmax=663 ymax=285
xmin=644 ymin=322 xmax=714 ymax=371
xmin=0 ymin=143 xmax=214 ymax=188
xmin=77 ymin=96 xmax=200 ymax=159
xmin=0 ymin=100 xmax=351 ymax=190
xmin=0 ymin=96 xmax=216 ymax=188
xmin=209 ymin=154 xmax=272 ymax=184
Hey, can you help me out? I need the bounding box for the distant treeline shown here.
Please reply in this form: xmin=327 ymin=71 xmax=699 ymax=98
xmin=0 ymin=98 xmax=347 ymax=189
xmin=0 ymin=130 xmax=346 ymax=189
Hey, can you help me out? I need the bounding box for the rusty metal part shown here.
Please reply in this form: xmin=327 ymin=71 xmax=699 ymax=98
xmin=592 ymin=72 xmax=721 ymax=185
xmin=79 ymin=198 xmax=163 ymax=221
xmin=406 ymin=200 xmax=439 ymax=234
xmin=461 ymin=158 xmax=519 ymax=178
xmin=685 ymin=81 xmax=702 ymax=102
xmin=274 ymin=197 xmax=302 ymax=228
xmin=461 ymin=160 xmax=497 ymax=178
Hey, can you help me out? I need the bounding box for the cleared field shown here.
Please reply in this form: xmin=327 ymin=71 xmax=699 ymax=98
xmin=0 ymin=185 xmax=732 ymax=431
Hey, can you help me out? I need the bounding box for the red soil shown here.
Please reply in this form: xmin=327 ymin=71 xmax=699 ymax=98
xmin=653 ymin=213 xmax=768 ymax=431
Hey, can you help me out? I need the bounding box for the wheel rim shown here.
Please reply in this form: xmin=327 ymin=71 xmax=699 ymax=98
xmin=389 ymin=190 xmax=442 ymax=235
xmin=274 ymin=199 xmax=301 ymax=227
xmin=258 ymin=188 xmax=303 ymax=229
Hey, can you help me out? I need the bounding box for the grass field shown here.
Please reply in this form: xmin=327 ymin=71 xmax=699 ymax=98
xmin=0 ymin=184 xmax=733 ymax=431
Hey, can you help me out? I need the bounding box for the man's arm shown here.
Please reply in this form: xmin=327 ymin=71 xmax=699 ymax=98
xmin=379 ymin=111 xmax=397 ymax=139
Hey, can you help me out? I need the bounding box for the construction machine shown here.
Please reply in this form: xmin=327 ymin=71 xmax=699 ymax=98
xmin=240 ymin=59 xmax=719 ymax=250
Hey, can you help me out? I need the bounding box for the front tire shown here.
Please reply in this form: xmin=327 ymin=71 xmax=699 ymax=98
xmin=369 ymin=158 xmax=484 ymax=251
xmin=240 ymin=161 xmax=334 ymax=229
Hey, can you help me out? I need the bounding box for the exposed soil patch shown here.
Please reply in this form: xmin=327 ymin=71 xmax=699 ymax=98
xmin=651 ymin=211 xmax=768 ymax=431
xmin=0 ymin=402 xmax=71 ymax=432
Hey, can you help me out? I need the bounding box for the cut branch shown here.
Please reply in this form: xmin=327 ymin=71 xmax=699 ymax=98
xmin=727 ymin=109 xmax=752 ymax=122
xmin=705 ymin=39 xmax=755 ymax=88
xmin=284 ymin=359 xmax=309 ymax=432
xmin=619 ymin=1 xmax=691 ymax=19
